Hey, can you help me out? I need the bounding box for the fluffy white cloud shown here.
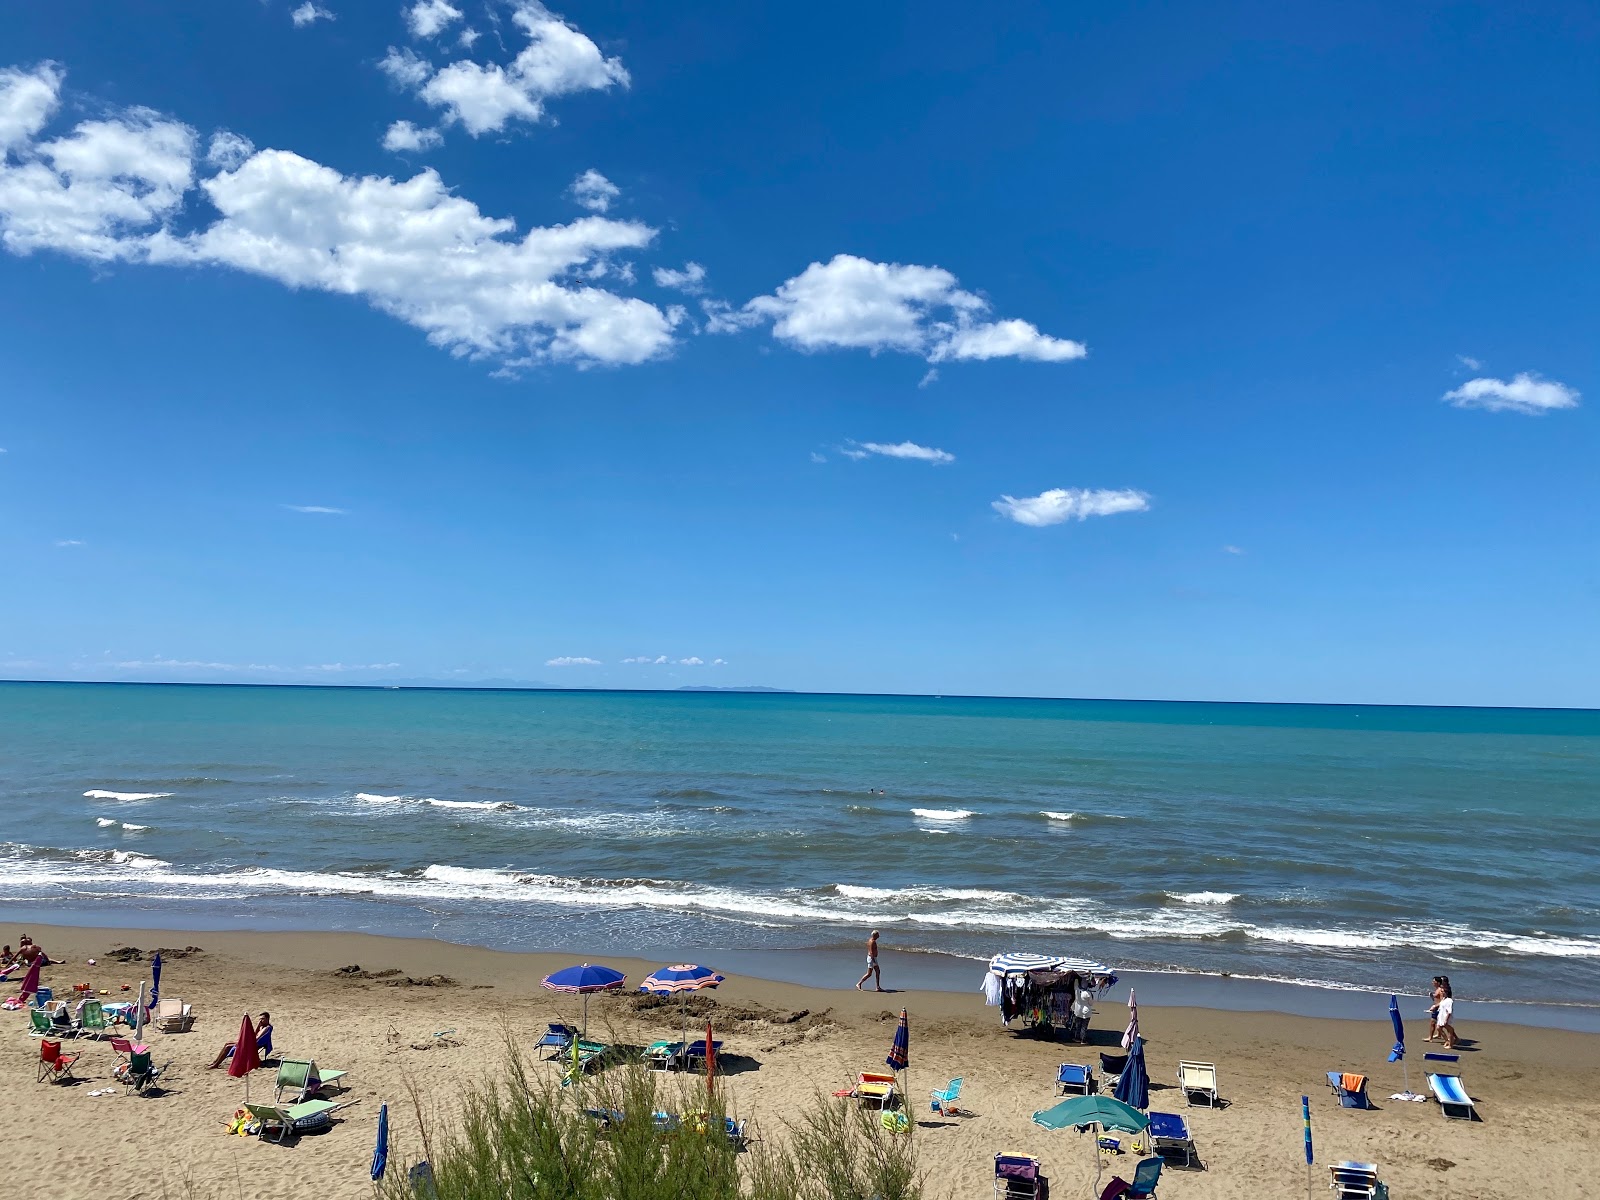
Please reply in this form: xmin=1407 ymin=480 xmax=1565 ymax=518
xmin=653 ymin=261 xmax=706 ymax=292
xmin=840 ymin=439 xmax=954 ymax=464
xmin=712 ymin=658 xmax=726 ymax=665
xmin=546 ymin=656 xmax=602 ymax=666
xmin=283 ymin=504 xmax=347 ymax=514
xmin=0 ymin=64 xmax=675 ymax=368
xmin=1443 ymin=372 xmax=1579 ymax=415
xmin=206 ymin=131 xmax=255 ymax=170
xmin=992 ymin=488 xmax=1150 ymax=527
xmin=678 ymin=656 xmax=704 ymax=666
xmin=569 ymin=168 xmax=618 ymax=213
xmin=291 ymin=3 xmax=335 ymax=27
xmin=392 ymin=2 xmax=629 ymax=138
xmin=404 ymin=0 xmax=462 ymax=39
xmin=382 ymin=119 xmax=442 ymax=153
xmin=734 ymin=254 xmax=1086 ymax=364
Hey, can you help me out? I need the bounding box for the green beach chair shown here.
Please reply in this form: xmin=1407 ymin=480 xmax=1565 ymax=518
xmin=558 ymin=1040 xmax=611 ymax=1087
xmin=245 ymin=1099 xmax=340 ymax=1142
xmin=27 ymin=1008 xmax=52 ymax=1037
xmin=273 ymin=1058 xmax=350 ymax=1102
xmin=77 ymin=999 xmax=113 ymax=1041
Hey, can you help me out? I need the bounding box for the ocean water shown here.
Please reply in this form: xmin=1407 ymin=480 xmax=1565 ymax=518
xmin=1 ymin=681 xmax=1596 ymax=1007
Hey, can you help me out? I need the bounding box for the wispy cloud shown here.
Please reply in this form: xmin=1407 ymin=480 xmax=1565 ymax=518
xmin=546 ymin=656 xmax=602 ymax=666
xmin=290 ymin=3 xmax=335 ymax=28
xmin=840 ymin=439 xmax=954 ymax=464
xmin=621 ymin=655 xmax=669 ymax=664
xmin=283 ymin=504 xmax=348 ymax=514
xmin=992 ymin=488 xmax=1150 ymax=527
xmin=108 ymin=658 xmax=398 ymax=672
xmin=1443 ymin=372 xmax=1579 ymax=415
xmin=1456 ymin=355 xmax=1482 ymax=371
xmin=1222 ymin=544 xmax=1245 ymax=555
xmin=712 ymin=658 xmax=726 ymax=665
xmin=382 ymin=120 xmax=442 ymax=154
xmin=404 ymin=0 xmax=462 ymax=39
xmin=917 ymin=369 xmax=939 ymax=389
xmin=55 ymin=539 xmax=84 ymax=547
xmin=569 ymin=168 xmax=619 ymax=213
xmin=653 ymin=262 xmax=706 ymax=293
xmin=809 ymin=451 xmax=827 ymax=464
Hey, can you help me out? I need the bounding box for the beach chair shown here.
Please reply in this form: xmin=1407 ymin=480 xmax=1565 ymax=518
xmin=1177 ymin=1061 xmax=1219 ymax=1107
xmin=1426 ymin=1072 xmax=1476 ymax=1121
xmin=854 ymin=1071 xmax=897 ymax=1111
xmin=557 ymin=1040 xmax=611 ymax=1087
xmin=683 ymin=1039 xmax=723 ymax=1073
xmin=1325 ymin=1071 xmax=1372 ymax=1109
xmin=1146 ymin=1111 xmax=1194 ymax=1166
xmin=45 ymin=1002 xmax=77 ymax=1038
xmin=37 ymin=1038 xmax=78 ymax=1083
xmin=120 ymin=1048 xmax=162 ymax=1095
xmin=930 ymin=1077 xmax=967 ymax=1116
xmin=536 ymin=1022 xmax=576 ymax=1059
xmin=1099 ymin=1156 xmax=1162 ymax=1200
xmin=1328 ymin=1161 xmax=1380 ymax=1199
xmin=1057 ymin=1063 xmax=1093 ymax=1095
xmin=582 ymin=1106 xmax=625 ymax=1132
xmin=77 ymin=999 xmax=113 ymax=1041
xmin=274 ymin=1058 xmax=350 ymax=1102
xmin=154 ymin=998 xmax=194 ymax=1033
xmin=1099 ymin=1052 xmax=1128 ymax=1089
xmin=26 ymin=1008 xmax=52 ymax=1037
xmin=645 ymin=1040 xmax=684 ymax=1072
xmin=110 ymin=1036 xmax=136 ymax=1065
xmin=723 ymin=1116 xmax=751 ymax=1150
xmin=245 ymin=1099 xmax=340 ymax=1142
xmin=994 ymin=1152 xmax=1047 ymax=1199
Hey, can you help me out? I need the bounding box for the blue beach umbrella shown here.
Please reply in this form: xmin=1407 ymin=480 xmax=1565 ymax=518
xmin=641 ymin=964 xmax=725 ymax=1046
xmin=886 ymin=1009 xmax=909 ymax=1071
xmin=1113 ymin=1034 xmax=1149 ymax=1111
xmin=542 ymin=963 xmax=627 ymax=1039
xmin=150 ymin=951 xmax=162 ymax=1009
xmin=1387 ymin=994 xmax=1415 ymax=1098
xmin=371 ymin=1101 xmax=389 ymax=1182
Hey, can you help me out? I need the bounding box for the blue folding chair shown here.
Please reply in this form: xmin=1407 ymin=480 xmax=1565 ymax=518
xmin=930 ymin=1077 xmax=967 ymax=1116
xmin=1099 ymin=1157 xmax=1162 ymax=1200
xmin=535 ymin=1023 xmax=575 ymax=1059
xmin=1057 ymin=1063 xmax=1092 ymax=1095
xmin=1146 ymin=1110 xmax=1194 ymax=1165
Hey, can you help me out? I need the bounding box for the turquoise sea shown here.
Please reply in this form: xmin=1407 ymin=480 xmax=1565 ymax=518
xmin=1 ymin=682 xmax=1595 ymax=1008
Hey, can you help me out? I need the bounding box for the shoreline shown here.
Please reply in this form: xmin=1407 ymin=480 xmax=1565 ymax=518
xmin=8 ymin=913 xmax=1598 ymax=1033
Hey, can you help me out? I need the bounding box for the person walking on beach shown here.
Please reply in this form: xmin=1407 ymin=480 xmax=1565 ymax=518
xmin=1434 ymin=978 xmax=1459 ymax=1050
xmin=856 ymin=930 xmax=883 ymax=991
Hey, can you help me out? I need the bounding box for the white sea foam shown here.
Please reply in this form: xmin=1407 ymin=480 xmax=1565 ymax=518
xmin=1040 ymin=811 xmax=1127 ymax=823
xmin=910 ymin=808 xmax=975 ymax=820
xmin=834 ymin=883 xmax=1019 ymax=903
xmin=95 ymin=818 xmax=117 ymax=827
xmin=1168 ymin=891 xmax=1239 ymax=905
xmin=356 ymin=792 xmax=520 ymax=812
xmin=1041 ymin=811 xmax=1078 ymax=821
xmin=83 ymin=790 xmax=172 ymax=801
xmin=121 ymin=823 xmax=149 ymax=832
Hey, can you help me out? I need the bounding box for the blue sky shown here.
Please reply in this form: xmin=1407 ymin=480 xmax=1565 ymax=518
xmin=0 ymin=1 xmax=1595 ymax=706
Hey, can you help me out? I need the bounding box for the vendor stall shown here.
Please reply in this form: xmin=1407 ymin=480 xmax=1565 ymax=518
xmin=985 ymin=953 xmax=1117 ymax=1042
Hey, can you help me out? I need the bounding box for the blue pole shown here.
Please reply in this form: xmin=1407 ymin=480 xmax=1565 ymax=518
xmin=1302 ymin=1094 xmax=1313 ymax=1200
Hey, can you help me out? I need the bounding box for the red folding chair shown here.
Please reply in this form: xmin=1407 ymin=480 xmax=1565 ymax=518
xmin=38 ymin=1039 xmax=78 ymax=1083
xmin=110 ymin=1036 xmax=135 ymax=1066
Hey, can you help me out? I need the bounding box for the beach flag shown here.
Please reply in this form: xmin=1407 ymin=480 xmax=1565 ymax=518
xmin=1121 ymin=988 xmax=1139 ymax=1050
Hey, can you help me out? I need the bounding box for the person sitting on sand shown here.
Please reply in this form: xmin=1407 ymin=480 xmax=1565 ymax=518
xmin=208 ymin=1012 xmax=272 ymax=1068
xmin=856 ymin=930 xmax=883 ymax=992
xmin=0 ymin=945 xmax=13 ymax=970
xmin=16 ymin=936 xmax=47 ymax=968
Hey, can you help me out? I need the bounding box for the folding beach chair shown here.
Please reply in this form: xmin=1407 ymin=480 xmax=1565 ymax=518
xmin=854 ymin=1071 xmax=897 ymax=1111
xmin=1325 ymin=1070 xmax=1372 ymax=1109
xmin=994 ymin=1152 xmax=1047 ymax=1199
xmin=1057 ymin=1063 xmax=1093 ymax=1095
xmin=274 ymin=1058 xmax=350 ymax=1103
xmin=44 ymin=1002 xmax=76 ymax=1038
xmin=557 ymin=1040 xmax=612 ymax=1087
xmin=77 ymin=999 xmax=113 ymax=1041
xmin=930 ymin=1077 xmax=967 ymax=1116
xmin=645 ymin=1040 xmax=684 ymax=1072
xmin=1099 ymin=1052 xmax=1128 ymax=1089
xmin=37 ymin=1038 xmax=78 ymax=1083
xmin=110 ymin=1036 xmax=136 ymax=1065
xmin=536 ymin=1022 xmax=576 ymax=1059
xmin=1426 ymin=1072 xmax=1476 ymax=1121
xmin=1328 ymin=1161 xmax=1381 ymax=1199
xmin=120 ymin=1048 xmax=162 ymax=1095
xmin=1177 ymin=1060 xmax=1219 ymax=1107
xmin=1146 ymin=1110 xmax=1194 ymax=1166
xmin=683 ymin=1039 xmax=723 ymax=1073
xmin=154 ymin=998 xmax=194 ymax=1033
xmin=1099 ymin=1156 xmax=1162 ymax=1200
xmin=26 ymin=1008 xmax=52 ymax=1037
xmin=244 ymin=1099 xmax=340 ymax=1142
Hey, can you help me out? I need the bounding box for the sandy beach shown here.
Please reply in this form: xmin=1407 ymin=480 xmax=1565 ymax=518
xmin=4 ymin=921 xmax=1595 ymax=1199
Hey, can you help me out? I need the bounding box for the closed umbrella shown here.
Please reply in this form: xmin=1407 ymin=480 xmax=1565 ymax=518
xmin=150 ymin=952 xmax=162 ymax=1010
xmin=1113 ymin=1034 xmax=1149 ymax=1111
xmin=705 ymin=1020 xmax=716 ymax=1099
xmin=1033 ymin=1094 xmax=1149 ymax=1198
xmin=640 ymin=964 xmax=724 ymax=1051
xmin=1301 ymin=1094 xmax=1314 ymax=1200
xmin=17 ymin=956 xmax=41 ymax=1002
xmin=542 ymin=963 xmax=626 ymax=1040
xmin=1388 ymin=994 xmax=1417 ymax=1100
xmin=1121 ymin=987 xmax=1139 ymax=1050
xmin=133 ymin=981 xmax=146 ymax=1044
xmin=371 ymin=1101 xmax=390 ymax=1182
xmin=228 ymin=1010 xmax=261 ymax=1104
xmin=886 ymin=1008 xmax=909 ymax=1120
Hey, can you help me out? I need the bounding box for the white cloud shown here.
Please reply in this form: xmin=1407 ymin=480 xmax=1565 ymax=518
xmin=546 ymin=655 xmax=602 ymax=666
xmin=0 ymin=61 xmax=60 ymax=153
xmin=458 ymin=27 xmax=481 ymax=49
xmin=809 ymin=451 xmax=827 ymax=463
xmin=917 ymin=368 xmax=938 ymax=388
xmin=652 ymin=261 xmax=706 ymax=293
xmin=1443 ymin=372 xmax=1579 ymax=415
xmin=991 ymin=488 xmax=1150 ymax=527
xmin=404 ymin=0 xmax=462 ymax=39
xmin=700 ymin=297 xmax=760 ymax=334
xmin=382 ymin=119 xmax=442 ymax=153
xmin=390 ymin=2 xmax=629 ymax=139
xmin=283 ymin=504 xmax=347 ymax=514
xmin=1456 ymin=355 xmax=1482 ymax=371
xmin=712 ymin=658 xmax=726 ymax=665
xmin=109 ymin=657 xmax=398 ymax=672
xmin=291 ymin=3 xmax=335 ymax=28
xmin=621 ymin=654 xmax=671 ymax=664
xmin=205 ymin=131 xmax=254 ymax=171
xmin=735 ymin=254 xmax=1086 ymax=364
xmin=677 ymin=656 xmax=704 ymax=666
xmin=1222 ymin=544 xmax=1245 ymax=555
xmin=569 ymin=168 xmax=618 ymax=213
xmin=55 ymin=538 xmax=84 ymax=546
xmin=841 ymin=439 xmax=954 ymax=464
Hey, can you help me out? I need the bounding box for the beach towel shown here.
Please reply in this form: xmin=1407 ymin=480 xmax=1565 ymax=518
xmin=1341 ymin=1073 xmax=1366 ymax=1095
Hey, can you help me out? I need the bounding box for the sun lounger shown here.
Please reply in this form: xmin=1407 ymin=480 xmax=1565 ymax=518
xmin=1147 ymin=1110 xmax=1194 ymax=1166
xmin=1057 ymin=1063 xmax=1093 ymax=1095
xmin=536 ymin=1022 xmax=576 ymax=1059
xmin=245 ymin=1099 xmax=341 ymax=1142
xmin=154 ymin=998 xmax=194 ymax=1033
xmin=1177 ymin=1060 xmax=1219 ymax=1107
xmin=37 ymin=1039 xmax=78 ymax=1083
xmin=1099 ymin=1052 xmax=1128 ymax=1089
xmin=855 ymin=1071 xmax=897 ymax=1111
xmin=1099 ymin=1156 xmax=1162 ymax=1200
xmin=994 ymin=1152 xmax=1047 ymax=1198
xmin=930 ymin=1077 xmax=966 ymax=1116
xmin=1329 ymin=1161 xmax=1380 ymax=1199
xmin=1326 ymin=1071 xmax=1372 ymax=1109
xmin=645 ymin=1040 xmax=685 ymax=1072
xmin=557 ymin=1040 xmax=611 ymax=1086
xmin=1427 ymin=1072 xmax=1476 ymax=1120
xmin=274 ymin=1058 xmax=349 ymax=1102
xmin=682 ymin=1039 xmax=723 ymax=1072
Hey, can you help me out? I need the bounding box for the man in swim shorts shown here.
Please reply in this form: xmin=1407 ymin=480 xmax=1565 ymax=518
xmin=856 ymin=930 xmax=882 ymax=992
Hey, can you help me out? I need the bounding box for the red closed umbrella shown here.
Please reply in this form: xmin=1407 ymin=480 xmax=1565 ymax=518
xmin=705 ymin=1020 xmax=715 ymax=1099
xmin=18 ymin=957 xmax=41 ymax=1000
xmin=228 ymin=1011 xmax=260 ymax=1103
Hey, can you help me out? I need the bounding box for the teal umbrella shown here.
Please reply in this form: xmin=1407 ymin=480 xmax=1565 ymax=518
xmin=1033 ymin=1094 xmax=1149 ymax=1196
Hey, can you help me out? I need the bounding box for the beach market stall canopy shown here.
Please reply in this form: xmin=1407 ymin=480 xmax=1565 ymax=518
xmin=989 ymin=952 xmax=1114 ymax=979
xmin=987 ymin=954 xmax=1116 ymax=1043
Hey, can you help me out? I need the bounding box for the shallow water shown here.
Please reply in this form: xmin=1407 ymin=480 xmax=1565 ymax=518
xmin=1 ymin=682 xmax=1595 ymax=1005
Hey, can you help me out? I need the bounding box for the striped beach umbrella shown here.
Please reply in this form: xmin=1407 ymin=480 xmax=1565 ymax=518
xmin=542 ymin=963 xmax=627 ymax=1039
xmin=641 ymin=964 xmax=724 ymax=1049
xmin=886 ymin=1009 xmax=909 ymax=1071
xmin=1121 ymin=987 xmax=1139 ymax=1049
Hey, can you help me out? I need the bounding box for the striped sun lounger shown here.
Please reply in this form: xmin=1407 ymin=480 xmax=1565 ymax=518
xmin=1427 ymin=1072 xmax=1476 ymax=1120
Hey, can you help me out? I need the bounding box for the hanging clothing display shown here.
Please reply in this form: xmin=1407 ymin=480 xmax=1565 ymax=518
xmin=987 ymin=953 xmax=1117 ymax=1043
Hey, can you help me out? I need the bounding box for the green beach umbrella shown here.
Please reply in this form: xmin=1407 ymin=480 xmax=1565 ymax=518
xmin=1032 ymin=1094 xmax=1149 ymax=1196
